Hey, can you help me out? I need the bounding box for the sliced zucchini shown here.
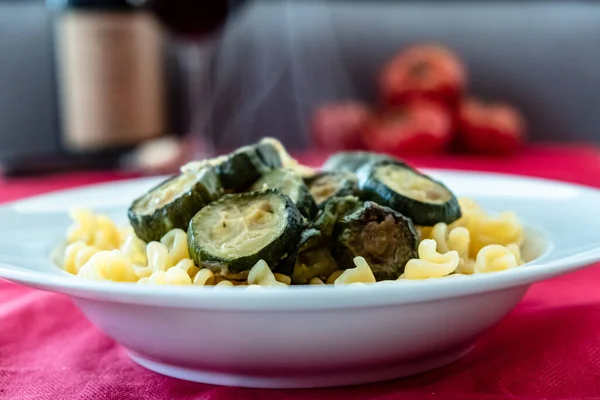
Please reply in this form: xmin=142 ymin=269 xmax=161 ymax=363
xmin=188 ymin=189 xmax=303 ymax=280
xmin=332 ymin=201 xmax=418 ymax=281
xmin=180 ymin=154 xmax=229 ymax=174
xmin=217 ymin=141 xmax=283 ymax=191
xmin=274 ymin=228 xmax=320 ymax=277
xmin=286 ymin=228 xmax=338 ymax=284
xmin=291 ymin=244 xmax=339 ymax=285
xmin=306 ymin=171 xmax=359 ymax=208
xmin=312 ymin=195 xmax=362 ymax=238
xmin=259 ymin=137 xmax=317 ymax=178
xmin=128 ymin=167 xmax=223 ymax=242
xmin=358 ymin=160 xmax=461 ymax=226
xmin=278 ymin=198 xmax=361 ymax=283
xmin=323 ymin=151 xmax=395 ymax=173
xmin=250 ymin=168 xmax=318 ymax=219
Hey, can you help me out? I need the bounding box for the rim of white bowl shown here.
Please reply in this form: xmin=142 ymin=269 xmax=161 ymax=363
xmin=1 ymin=169 xmax=599 ymax=310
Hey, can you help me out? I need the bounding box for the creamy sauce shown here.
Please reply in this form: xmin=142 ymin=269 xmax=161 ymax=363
xmin=376 ymin=165 xmax=450 ymax=204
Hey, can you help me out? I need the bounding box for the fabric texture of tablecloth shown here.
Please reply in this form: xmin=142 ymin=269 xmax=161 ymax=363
xmin=1 ymin=145 xmax=600 ymax=400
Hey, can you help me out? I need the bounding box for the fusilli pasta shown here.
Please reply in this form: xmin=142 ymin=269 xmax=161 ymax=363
xmin=474 ymin=244 xmax=518 ymax=273
xmin=334 ymin=257 xmax=376 ymax=285
xmin=192 ymin=268 xmax=216 ymax=286
xmin=78 ymin=250 xmax=138 ymax=282
xmin=138 ymin=266 xmax=193 ymax=285
xmin=403 ymin=239 xmax=459 ymax=279
xmin=120 ymin=232 xmax=147 ymax=266
xmin=63 ymin=241 xmax=98 ymax=275
xmin=247 ymin=260 xmax=287 ymax=287
xmin=430 ymin=223 xmax=474 ymax=274
xmin=66 ymin=208 xmax=121 ymax=250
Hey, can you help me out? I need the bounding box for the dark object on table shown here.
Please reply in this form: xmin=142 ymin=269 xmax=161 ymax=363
xmin=1 ymin=150 xmax=126 ymax=178
xmin=56 ymin=0 xmax=166 ymax=152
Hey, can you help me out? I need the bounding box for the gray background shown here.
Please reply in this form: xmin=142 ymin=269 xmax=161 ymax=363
xmin=0 ymin=0 xmax=599 ymax=161
xmin=207 ymin=1 xmax=600 ymax=149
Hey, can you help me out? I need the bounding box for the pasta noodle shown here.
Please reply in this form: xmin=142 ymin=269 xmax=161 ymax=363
xmin=147 ymin=241 xmax=173 ymax=271
xmin=192 ymin=268 xmax=216 ymax=286
xmin=430 ymin=223 xmax=474 ymax=274
xmin=334 ymin=257 xmax=376 ymax=285
xmin=160 ymin=229 xmax=189 ymax=265
xmin=469 ymin=212 xmax=524 ymax=257
xmin=403 ymin=239 xmax=459 ymax=280
xmin=175 ymin=258 xmax=200 ymax=278
xmin=247 ymin=260 xmax=287 ymax=287
xmin=63 ymin=241 xmax=99 ymax=275
xmin=120 ymin=232 xmax=147 ymax=266
xmin=66 ymin=208 xmax=121 ymax=250
xmin=474 ymin=244 xmax=518 ymax=273
xmin=77 ymin=250 xmax=138 ymax=282
xmin=164 ymin=267 xmax=193 ymax=285
xmin=138 ymin=266 xmax=194 ymax=285
xmin=507 ymin=243 xmax=523 ymax=266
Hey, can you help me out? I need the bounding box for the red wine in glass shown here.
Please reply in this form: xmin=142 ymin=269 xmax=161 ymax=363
xmin=144 ymin=0 xmax=244 ymax=38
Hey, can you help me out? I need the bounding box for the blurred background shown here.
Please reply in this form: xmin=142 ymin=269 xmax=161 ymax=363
xmin=1 ymin=0 xmax=599 ymax=176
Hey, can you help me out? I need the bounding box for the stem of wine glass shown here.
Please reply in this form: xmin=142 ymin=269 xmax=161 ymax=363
xmin=175 ymin=37 xmax=219 ymax=160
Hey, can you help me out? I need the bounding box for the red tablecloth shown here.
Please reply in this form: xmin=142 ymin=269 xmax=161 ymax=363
xmin=2 ymin=145 xmax=600 ymax=400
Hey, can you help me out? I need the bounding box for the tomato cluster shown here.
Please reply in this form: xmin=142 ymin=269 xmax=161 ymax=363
xmin=311 ymin=44 xmax=525 ymax=156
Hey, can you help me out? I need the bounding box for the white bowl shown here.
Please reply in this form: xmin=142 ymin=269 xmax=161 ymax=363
xmin=1 ymin=170 xmax=599 ymax=389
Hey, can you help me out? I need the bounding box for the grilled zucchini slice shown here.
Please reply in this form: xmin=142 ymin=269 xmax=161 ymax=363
xmin=358 ymin=160 xmax=461 ymax=226
xmin=306 ymin=171 xmax=359 ymax=208
xmin=217 ymin=141 xmax=283 ymax=191
xmin=289 ymin=228 xmax=339 ymax=284
xmin=250 ymin=168 xmax=318 ymax=218
xmin=323 ymin=151 xmax=394 ymax=173
xmin=188 ymin=189 xmax=303 ymax=280
xmin=332 ymin=201 xmax=418 ymax=281
xmin=274 ymin=228 xmax=320 ymax=277
xmin=312 ymin=195 xmax=362 ymax=237
xmin=283 ymin=198 xmax=361 ymax=284
xmin=128 ymin=167 xmax=223 ymax=242
xmin=291 ymin=244 xmax=339 ymax=284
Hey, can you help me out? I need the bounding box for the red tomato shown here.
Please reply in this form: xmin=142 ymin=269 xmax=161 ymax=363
xmin=457 ymin=97 xmax=525 ymax=155
xmin=379 ymin=44 xmax=466 ymax=109
xmin=364 ymin=101 xmax=453 ymax=155
xmin=311 ymin=102 xmax=371 ymax=151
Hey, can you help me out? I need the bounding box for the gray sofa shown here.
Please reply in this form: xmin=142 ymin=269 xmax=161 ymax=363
xmin=205 ymin=1 xmax=600 ymax=150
